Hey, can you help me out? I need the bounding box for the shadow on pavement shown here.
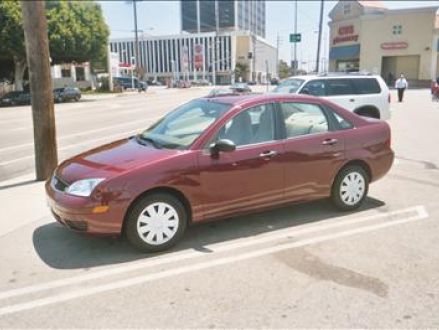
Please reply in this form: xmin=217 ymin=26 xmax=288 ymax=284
xmin=32 ymin=197 xmax=385 ymax=270
xmin=0 ymin=179 xmax=38 ymax=191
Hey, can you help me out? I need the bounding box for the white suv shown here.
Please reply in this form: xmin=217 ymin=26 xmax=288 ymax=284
xmin=273 ymin=73 xmax=391 ymax=120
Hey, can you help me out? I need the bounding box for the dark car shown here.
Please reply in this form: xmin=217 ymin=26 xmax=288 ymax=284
xmin=230 ymin=83 xmax=252 ymax=93
xmin=0 ymin=91 xmax=31 ymax=106
xmin=113 ymin=77 xmax=147 ymax=91
xmin=46 ymin=94 xmax=394 ymax=252
xmin=53 ymin=87 xmax=81 ymax=103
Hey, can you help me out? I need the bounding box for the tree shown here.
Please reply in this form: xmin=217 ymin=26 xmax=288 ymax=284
xmin=0 ymin=0 xmax=109 ymax=90
xmin=278 ymin=60 xmax=291 ymax=79
xmin=234 ymin=62 xmax=249 ymax=82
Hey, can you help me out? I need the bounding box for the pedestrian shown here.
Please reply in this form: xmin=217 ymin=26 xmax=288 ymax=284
xmin=395 ymin=74 xmax=408 ymax=102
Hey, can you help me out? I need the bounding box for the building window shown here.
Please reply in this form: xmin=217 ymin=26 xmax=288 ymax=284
xmin=75 ymin=67 xmax=85 ymax=81
xmin=61 ymin=68 xmax=71 ymax=78
xmin=392 ymin=25 xmax=402 ymax=35
xmin=343 ymin=3 xmax=351 ymax=15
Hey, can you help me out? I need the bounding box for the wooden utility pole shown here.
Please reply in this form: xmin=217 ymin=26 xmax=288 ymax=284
xmin=21 ymin=1 xmax=58 ymax=181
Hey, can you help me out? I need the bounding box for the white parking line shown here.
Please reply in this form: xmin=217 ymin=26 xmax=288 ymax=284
xmin=0 ymin=205 xmax=427 ymax=314
xmin=0 ymin=116 xmax=161 ymax=154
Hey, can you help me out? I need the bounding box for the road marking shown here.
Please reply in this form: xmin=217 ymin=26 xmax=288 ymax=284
xmin=0 ymin=205 xmax=427 ymax=316
xmin=0 ymin=116 xmax=161 ymax=154
xmin=0 ymin=206 xmax=427 ymax=304
xmin=0 ymin=130 xmax=139 ymax=167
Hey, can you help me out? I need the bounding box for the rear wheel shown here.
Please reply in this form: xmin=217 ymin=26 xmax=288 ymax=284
xmin=125 ymin=193 xmax=187 ymax=252
xmin=331 ymin=165 xmax=369 ymax=211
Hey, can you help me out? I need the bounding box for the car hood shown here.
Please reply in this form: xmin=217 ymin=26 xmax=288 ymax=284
xmin=56 ymin=137 xmax=179 ymax=183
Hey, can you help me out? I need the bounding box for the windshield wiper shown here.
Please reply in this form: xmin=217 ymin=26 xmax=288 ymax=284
xmin=136 ymin=134 xmax=162 ymax=149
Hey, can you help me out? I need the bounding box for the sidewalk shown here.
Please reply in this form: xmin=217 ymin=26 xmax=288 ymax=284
xmin=0 ymin=174 xmax=50 ymax=238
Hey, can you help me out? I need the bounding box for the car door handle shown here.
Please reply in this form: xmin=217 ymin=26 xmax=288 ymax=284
xmin=259 ymin=150 xmax=278 ymax=158
xmin=322 ymin=138 xmax=338 ymax=146
xmin=349 ymin=98 xmax=355 ymax=102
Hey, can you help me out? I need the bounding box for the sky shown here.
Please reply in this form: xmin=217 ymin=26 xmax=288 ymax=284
xmin=99 ymin=0 xmax=438 ymax=70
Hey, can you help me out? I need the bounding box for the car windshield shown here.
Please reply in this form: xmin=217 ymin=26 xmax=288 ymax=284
xmin=273 ymin=78 xmax=304 ymax=93
xmin=139 ymin=99 xmax=231 ymax=150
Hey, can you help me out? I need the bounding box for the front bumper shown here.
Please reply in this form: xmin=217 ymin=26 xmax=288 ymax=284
xmin=45 ymin=181 xmax=124 ymax=235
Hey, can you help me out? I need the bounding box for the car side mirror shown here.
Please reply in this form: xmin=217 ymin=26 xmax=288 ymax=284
xmin=209 ymin=139 xmax=236 ymax=157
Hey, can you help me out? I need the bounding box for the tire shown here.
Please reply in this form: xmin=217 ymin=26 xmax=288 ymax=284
xmin=124 ymin=193 xmax=188 ymax=252
xmin=331 ymin=165 xmax=369 ymax=211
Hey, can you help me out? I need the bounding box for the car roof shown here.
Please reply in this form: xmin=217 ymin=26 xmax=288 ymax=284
xmin=200 ymin=93 xmax=321 ymax=108
xmin=283 ymin=74 xmax=382 ymax=81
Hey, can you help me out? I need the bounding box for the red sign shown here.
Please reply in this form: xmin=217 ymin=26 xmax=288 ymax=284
xmin=338 ymin=25 xmax=354 ymax=35
xmin=333 ymin=25 xmax=358 ymax=45
xmin=193 ymin=44 xmax=204 ymax=70
xmin=380 ymin=42 xmax=408 ymax=50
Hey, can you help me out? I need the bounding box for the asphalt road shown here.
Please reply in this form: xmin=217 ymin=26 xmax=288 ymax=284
xmin=0 ymin=87 xmax=438 ymax=328
xmin=0 ymin=86 xmax=220 ymax=182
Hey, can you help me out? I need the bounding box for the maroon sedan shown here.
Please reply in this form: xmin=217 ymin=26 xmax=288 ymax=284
xmin=46 ymin=94 xmax=394 ymax=252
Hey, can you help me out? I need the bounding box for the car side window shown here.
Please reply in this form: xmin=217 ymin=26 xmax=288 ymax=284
xmin=301 ymin=80 xmax=326 ymax=96
xmin=332 ymin=111 xmax=354 ymax=130
xmin=326 ymin=79 xmax=355 ymax=96
xmin=351 ymin=78 xmax=381 ymax=94
xmin=218 ymin=104 xmax=275 ymax=147
xmin=280 ymin=102 xmax=329 ymax=138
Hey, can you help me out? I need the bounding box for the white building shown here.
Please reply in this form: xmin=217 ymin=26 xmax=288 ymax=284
xmin=109 ymin=31 xmax=277 ymax=84
xmin=50 ymin=63 xmax=93 ymax=89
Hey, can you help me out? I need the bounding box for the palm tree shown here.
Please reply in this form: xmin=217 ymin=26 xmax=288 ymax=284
xmin=234 ymin=62 xmax=249 ymax=82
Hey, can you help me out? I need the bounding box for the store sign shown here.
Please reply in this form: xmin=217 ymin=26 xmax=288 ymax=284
xmin=193 ymin=44 xmax=204 ymax=70
xmin=380 ymin=42 xmax=408 ymax=50
xmin=333 ymin=25 xmax=359 ymax=45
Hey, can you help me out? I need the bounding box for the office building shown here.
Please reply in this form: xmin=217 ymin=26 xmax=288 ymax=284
xmin=110 ymin=31 xmax=276 ymax=84
xmin=181 ymin=0 xmax=266 ymax=38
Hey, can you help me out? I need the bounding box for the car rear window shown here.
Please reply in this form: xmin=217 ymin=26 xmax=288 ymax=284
xmin=351 ymin=78 xmax=381 ymax=94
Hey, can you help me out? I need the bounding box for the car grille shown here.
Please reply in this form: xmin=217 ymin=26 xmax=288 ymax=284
xmin=52 ymin=175 xmax=69 ymax=192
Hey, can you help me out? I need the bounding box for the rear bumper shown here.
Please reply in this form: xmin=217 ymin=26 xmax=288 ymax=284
xmin=370 ymin=150 xmax=394 ymax=182
xmin=45 ymin=181 xmax=124 ymax=235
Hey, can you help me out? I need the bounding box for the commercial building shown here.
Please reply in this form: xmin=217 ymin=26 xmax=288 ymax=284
xmin=328 ymin=0 xmax=439 ymax=85
xmin=181 ymin=0 xmax=266 ymax=38
xmin=109 ymin=31 xmax=276 ymax=84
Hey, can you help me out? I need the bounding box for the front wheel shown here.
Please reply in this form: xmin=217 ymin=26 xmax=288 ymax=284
xmin=331 ymin=165 xmax=369 ymax=211
xmin=124 ymin=193 xmax=188 ymax=252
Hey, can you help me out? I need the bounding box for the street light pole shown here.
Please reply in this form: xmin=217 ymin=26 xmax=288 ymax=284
xmin=132 ymin=0 xmax=140 ymax=81
xmin=315 ymin=0 xmax=324 ymax=73
xmin=293 ymin=0 xmax=298 ymax=76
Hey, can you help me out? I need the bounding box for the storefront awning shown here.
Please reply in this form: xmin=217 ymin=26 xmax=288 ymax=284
xmin=329 ymin=44 xmax=361 ymax=60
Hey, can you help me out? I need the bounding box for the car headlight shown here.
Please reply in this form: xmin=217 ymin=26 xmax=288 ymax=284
xmin=65 ymin=178 xmax=105 ymax=197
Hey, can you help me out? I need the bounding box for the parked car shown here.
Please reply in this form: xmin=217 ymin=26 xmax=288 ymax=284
xmin=53 ymin=87 xmax=81 ymax=103
xmin=46 ymin=93 xmax=394 ymax=252
xmin=0 ymin=91 xmax=31 ymax=106
xmin=113 ymin=77 xmax=148 ymax=91
xmin=273 ymin=73 xmax=391 ymax=120
xmin=230 ymin=82 xmax=252 ymax=93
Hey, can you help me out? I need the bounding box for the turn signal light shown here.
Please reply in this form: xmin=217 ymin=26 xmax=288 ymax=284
xmin=92 ymin=205 xmax=109 ymax=214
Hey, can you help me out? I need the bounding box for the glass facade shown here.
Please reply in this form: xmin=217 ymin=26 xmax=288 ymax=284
xmin=181 ymin=0 xmax=265 ymax=38
xmin=181 ymin=0 xmax=197 ymax=33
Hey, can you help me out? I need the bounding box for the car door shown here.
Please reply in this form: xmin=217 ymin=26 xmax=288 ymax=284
xmin=277 ymin=101 xmax=346 ymax=202
xmin=197 ymin=103 xmax=285 ymax=220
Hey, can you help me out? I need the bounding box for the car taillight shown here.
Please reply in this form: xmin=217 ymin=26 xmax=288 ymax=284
xmin=388 ymin=92 xmax=391 ymax=103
